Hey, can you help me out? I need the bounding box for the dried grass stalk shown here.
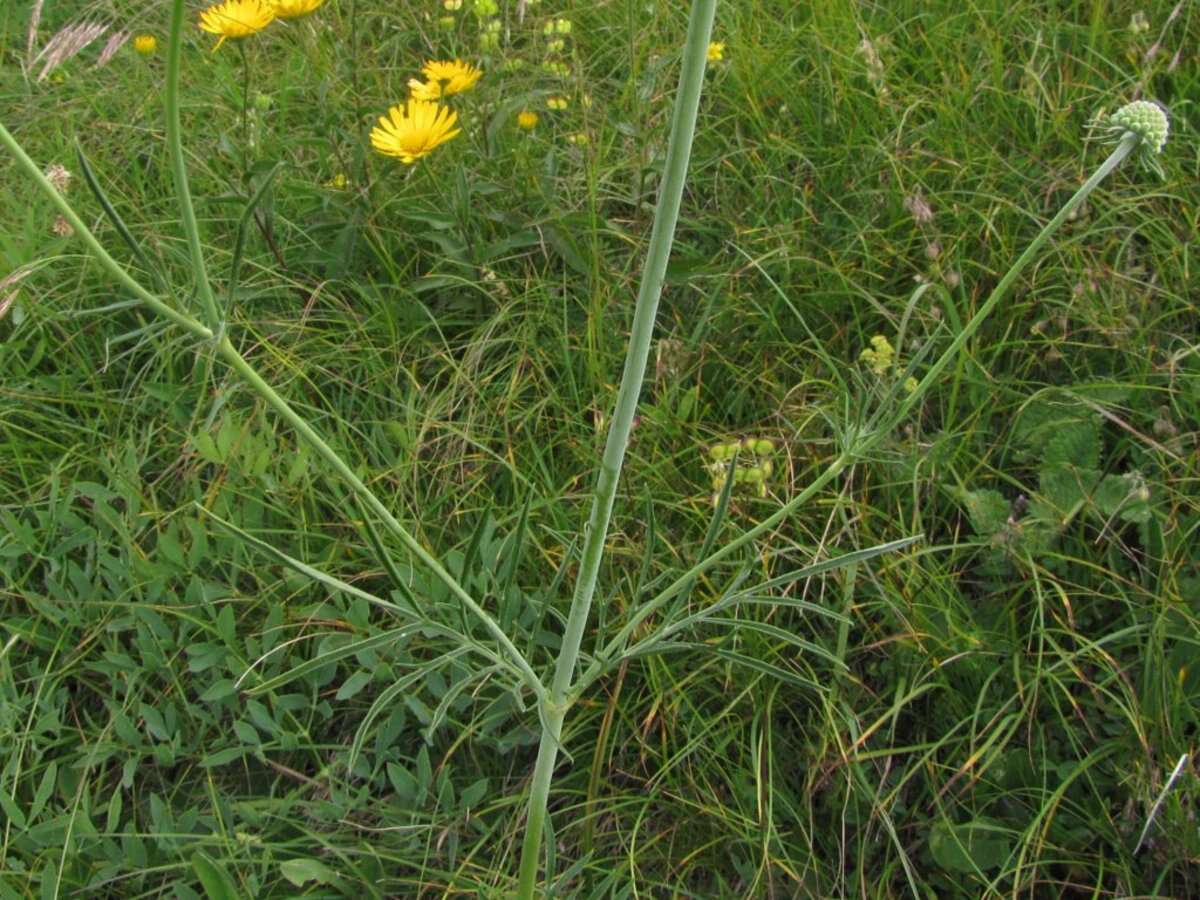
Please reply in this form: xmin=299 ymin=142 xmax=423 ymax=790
xmin=26 ymin=0 xmax=45 ymax=70
xmin=35 ymin=21 xmax=108 ymax=82
xmin=95 ymin=30 xmax=130 ymax=68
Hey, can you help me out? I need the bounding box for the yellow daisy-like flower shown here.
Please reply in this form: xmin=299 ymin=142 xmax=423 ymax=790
xmin=271 ymin=0 xmax=325 ymax=20
xmin=199 ymin=0 xmax=275 ymax=50
xmin=421 ymin=59 xmax=483 ymax=96
xmin=408 ymin=78 xmax=442 ymax=101
xmin=133 ymin=34 xmax=157 ymax=55
xmin=517 ymin=110 xmax=538 ymax=130
xmin=707 ymin=41 xmax=725 ymax=62
xmin=370 ymin=100 xmax=461 ymax=165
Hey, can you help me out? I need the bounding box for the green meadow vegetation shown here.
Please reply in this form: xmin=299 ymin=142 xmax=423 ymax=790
xmin=1 ymin=0 xmax=1197 ymax=896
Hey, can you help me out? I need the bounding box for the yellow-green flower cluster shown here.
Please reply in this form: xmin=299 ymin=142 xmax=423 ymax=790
xmin=541 ymin=17 xmax=572 ymax=78
xmin=859 ymin=334 xmax=895 ymax=375
xmin=474 ymin=0 xmax=502 ymax=51
xmin=707 ymin=437 xmax=777 ymax=502
xmin=860 ymin=335 xmax=918 ymax=393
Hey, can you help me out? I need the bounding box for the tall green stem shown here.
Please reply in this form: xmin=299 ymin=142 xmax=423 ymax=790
xmin=166 ymin=0 xmax=221 ymax=331
xmin=514 ymin=1 xmax=716 ymax=895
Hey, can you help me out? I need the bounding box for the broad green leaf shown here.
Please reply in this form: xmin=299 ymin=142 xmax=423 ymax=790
xmin=280 ymin=858 xmax=337 ymax=887
xmin=929 ymin=818 xmax=1013 ymax=874
xmin=191 ymin=852 xmax=242 ymax=900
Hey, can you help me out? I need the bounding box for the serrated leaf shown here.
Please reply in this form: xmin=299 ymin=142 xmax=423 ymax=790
xmin=953 ymin=488 xmax=1009 ymax=536
xmin=1043 ymin=419 xmax=1100 ymax=469
xmin=1039 ymin=465 xmax=1100 ymax=516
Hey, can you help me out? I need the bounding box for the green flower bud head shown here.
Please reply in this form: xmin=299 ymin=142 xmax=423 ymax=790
xmin=754 ymin=439 xmax=775 ymax=457
xmin=744 ymin=466 xmax=764 ymax=484
xmin=1109 ymin=100 xmax=1169 ymax=155
xmin=710 ymin=444 xmax=729 ymax=461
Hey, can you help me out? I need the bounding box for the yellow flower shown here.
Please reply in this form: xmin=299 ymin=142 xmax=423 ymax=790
xmin=370 ymin=100 xmax=461 ymax=165
xmin=271 ymin=0 xmax=325 ymax=19
xmin=408 ymin=78 xmax=442 ymax=101
xmin=420 ymin=59 xmax=482 ymax=96
xmin=517 ymin=110 xmax=538 ymax=130
xmin=198 ymin=0 xmax=275 ymax=51
xmin=707 ymin=41 xmax=725 ymax=62
xmin=325 ymin=173 xmax=349 ymax=189
xmin=133 ymin=34 xmax=157 ymax=55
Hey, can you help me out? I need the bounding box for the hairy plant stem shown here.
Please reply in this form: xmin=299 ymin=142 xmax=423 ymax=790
xmin=514 ymin=0 xmax=716 ymax=895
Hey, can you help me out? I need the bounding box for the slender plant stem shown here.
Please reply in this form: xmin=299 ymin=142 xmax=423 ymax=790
xmin=238 ymin=41 xmax=251 ymax=178
xmin=166 ymin=0 xmax=222 ymax=331
xmin=0 ymin=121 xmax=211 ymax=340
xmin=211 ymin=336 xmax=542 ymax=693
xmin=892 ymin=133 xmax=1138 ymax=421
xmin=514 ymin=1 xmax=716 ymax=895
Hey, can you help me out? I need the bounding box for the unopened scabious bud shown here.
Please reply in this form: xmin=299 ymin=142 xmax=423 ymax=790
xmin=1109 ymin=100 xmax=1169 ymax=155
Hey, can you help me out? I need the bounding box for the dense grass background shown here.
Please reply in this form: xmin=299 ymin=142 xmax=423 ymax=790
xmin=1 ymin=0 xmax=1198 ymax=895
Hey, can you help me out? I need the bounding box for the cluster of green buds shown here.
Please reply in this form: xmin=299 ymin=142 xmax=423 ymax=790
xmin=1105 ymin=99 xmax=1170 ymax=178
xmin=541 ymin=17 xmax=572 ymax=77
xmin=707 ymin=437 xmax=777 ymax=503
xmin=860 ymin=334 xmax=918 ymax=393
xmin=472 ymin=0 xmax=501 ymax=50
xmin=438 ymin=0 xmax=462 ymax=31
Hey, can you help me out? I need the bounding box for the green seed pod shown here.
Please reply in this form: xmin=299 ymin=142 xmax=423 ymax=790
xmin=1109 ymin=100 xmax=1169 ymax=155
xmin=744 ymin=466 xmax=764 ymax=484
xmin=710 ymin=444 xmax=728 ymax=462
xmin=725 ymin=442 xmax=741 ymax=458
xmin=733 ymin=468 xmax=747 ymax=483
xmin=754 ymin=438 xmax=775 ymax=457
xmin=760 ymin=459 xmax=773 ymax=477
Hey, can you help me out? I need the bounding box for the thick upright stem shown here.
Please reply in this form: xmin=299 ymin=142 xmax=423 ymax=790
xmin=514 ymin=1 xmax=716 ymax=895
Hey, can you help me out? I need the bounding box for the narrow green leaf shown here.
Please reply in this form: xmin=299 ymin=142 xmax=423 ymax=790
xmin=27 ymin=762 xmax=57 ymax=824
xmin=196 ymin=504 xmax=403 ymax=615
xmin=75 ymin=140 xmax=159 ymax=282
xmin=226 ymin=161 xmax=284 ymax=317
